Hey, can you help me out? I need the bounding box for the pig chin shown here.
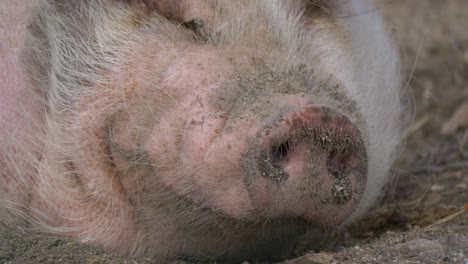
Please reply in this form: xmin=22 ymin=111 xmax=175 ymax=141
xmin=174 ymin=92 xmax=368 ymax=230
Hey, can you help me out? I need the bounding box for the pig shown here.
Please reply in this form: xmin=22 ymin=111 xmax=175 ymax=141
xmin=0 ymin=0 xmax=402 ymax=262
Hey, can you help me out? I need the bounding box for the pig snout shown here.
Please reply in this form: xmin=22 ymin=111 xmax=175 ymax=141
xmin=243 ymin=101 xmax=367 ymax=227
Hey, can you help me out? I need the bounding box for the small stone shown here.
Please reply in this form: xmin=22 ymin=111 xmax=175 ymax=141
xmin=430 ymin=184 xmax=445 ymax=191
xmin=333 ymin=245 xmax=346 ymax=252
xmin=393 ymin=238 xmax=443 ymax=254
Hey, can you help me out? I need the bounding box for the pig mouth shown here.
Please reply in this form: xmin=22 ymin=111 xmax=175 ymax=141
xmin=241 ymin=105 xmax=367 ymax=227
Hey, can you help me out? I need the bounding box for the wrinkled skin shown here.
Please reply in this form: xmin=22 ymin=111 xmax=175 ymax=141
xmin=0 ymin=0 xmax=402 ymax=262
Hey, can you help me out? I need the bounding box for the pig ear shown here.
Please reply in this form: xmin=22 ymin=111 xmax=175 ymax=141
xmin=122 ymin=0 xmax=215 ymax=38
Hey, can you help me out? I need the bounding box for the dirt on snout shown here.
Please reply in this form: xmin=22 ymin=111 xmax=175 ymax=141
xmin=1 ymin=1 xmax=468 ymax=264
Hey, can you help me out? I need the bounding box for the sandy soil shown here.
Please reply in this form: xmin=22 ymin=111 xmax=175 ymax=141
xmin=1 ymin=1 xmax=467 ymax=264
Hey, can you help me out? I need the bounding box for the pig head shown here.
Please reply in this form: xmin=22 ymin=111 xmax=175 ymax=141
xmin=0 ymin=0 xmax=402 ymax=261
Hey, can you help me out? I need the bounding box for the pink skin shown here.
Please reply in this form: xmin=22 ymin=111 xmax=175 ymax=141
xmin=0 ymin=0 xmax=42 ymax=216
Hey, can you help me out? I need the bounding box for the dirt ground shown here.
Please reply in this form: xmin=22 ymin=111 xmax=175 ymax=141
xmin=1 ymin=1 xmax=467 ymax=264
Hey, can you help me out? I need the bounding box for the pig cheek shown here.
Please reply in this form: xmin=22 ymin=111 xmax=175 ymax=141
xmin=142 ymin=110 xmax=254 ymax=219
xmin=181 ymin=115 xmax=257 ymax=218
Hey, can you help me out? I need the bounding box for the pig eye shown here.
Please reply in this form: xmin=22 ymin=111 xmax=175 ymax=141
xmin=182 ymin=18 xmax=204 ymax=32
xmin=271 ymin=141 xmax=291 ymax=168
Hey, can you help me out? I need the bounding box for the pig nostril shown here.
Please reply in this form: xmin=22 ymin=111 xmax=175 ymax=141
xmin=257 ymin=140 xmax=291 ymax=181
xmin=271 ymin=141 xmax=291 ymax=168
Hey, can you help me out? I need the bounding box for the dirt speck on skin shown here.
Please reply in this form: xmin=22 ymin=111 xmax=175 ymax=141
xmin=1 ymin=1 xmax=468 ymax=264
